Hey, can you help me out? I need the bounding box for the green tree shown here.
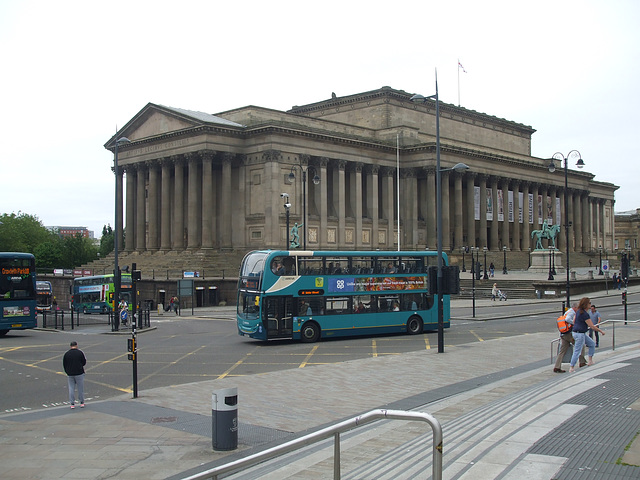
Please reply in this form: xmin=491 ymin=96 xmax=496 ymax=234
xmin=0 ymin=212 xmax=52 ymax=252
xmin=99 ymin=224 xmax=114 ymax=258
xmin=62 ymin=233 xmax=98 ymax=268
xmin=34 ymin=239 xmax=65 ymax=271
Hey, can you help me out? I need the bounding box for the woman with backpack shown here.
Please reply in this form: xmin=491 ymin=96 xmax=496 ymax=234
xmin=569 ymin=297 xmax=605 ymax=373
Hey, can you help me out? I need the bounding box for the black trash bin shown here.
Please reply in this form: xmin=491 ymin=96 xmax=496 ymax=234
xmin=212 ymin=387 xmax=238 ymax=450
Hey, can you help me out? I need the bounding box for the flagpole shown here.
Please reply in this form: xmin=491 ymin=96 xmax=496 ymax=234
xmin=457 ymin=59 xmax=461 ymax=106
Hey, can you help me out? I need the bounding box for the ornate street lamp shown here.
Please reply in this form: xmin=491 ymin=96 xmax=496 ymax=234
xmin=281 ymin=193 xmax=291 ymax=250
xmin=548 ymin=150 xmax=584 ymax=311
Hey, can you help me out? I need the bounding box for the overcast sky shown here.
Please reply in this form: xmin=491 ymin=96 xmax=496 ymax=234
xmin=2 ymin=0 xmax=638 ymax=237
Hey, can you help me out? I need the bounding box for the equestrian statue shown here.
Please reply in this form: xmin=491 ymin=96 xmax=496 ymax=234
xmin=531 ymin=220 xmax=561 ymax=250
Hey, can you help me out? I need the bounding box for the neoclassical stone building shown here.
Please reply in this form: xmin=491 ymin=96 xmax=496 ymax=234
xmin=106 ymin=86 xmax=617 ymax=255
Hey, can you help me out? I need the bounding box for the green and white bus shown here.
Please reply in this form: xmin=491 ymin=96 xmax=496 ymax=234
xmin=72 ymin=274 xmax=133 ymax=314
xmin=237 ymin=250 xmax=450 ymax=343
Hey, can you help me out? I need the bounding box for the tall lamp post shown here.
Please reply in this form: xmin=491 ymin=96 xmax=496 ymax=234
xmin=502 ymin=246 xmax=508 ymax=275
xmin=281 ymin=193 xmax=291 ymax=249
xmin=482 ymin=247 xmax=489 ymax=280
xmin=548 ymin=150 xmax=584 ymax=310
xmin=288 ymin=159 xmax=320 ymax=250
xmin=548 ymin=245 xmax=555 ymax=281
xmin=113 ymin=135 xmax=131 ymax=330
xmin=461 ymin=247 xmax=466 ymax=272
xmin=411 ymin=78 xmax=468 ymax=353
xmin=598 ymin=246 xmax=603 ymax=275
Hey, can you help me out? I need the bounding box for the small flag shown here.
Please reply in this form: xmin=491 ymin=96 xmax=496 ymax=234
xmin=458 ymin=61 xmax=467 ymax=73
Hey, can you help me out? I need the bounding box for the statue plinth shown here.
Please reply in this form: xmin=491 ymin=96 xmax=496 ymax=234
xmin=528 ymin=250 xmax=564 ymax=273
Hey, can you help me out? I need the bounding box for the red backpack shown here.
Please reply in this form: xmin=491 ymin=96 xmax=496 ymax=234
xmin=557 ymin=313 xmax=572 ymax=333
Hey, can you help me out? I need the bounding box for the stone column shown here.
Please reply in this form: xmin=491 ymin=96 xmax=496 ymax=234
xmin=337 ymin=160 xmax=346 ymax=248
xmin=501 ymin=179 xmax=509 ymax=250
xmin=173 ymin=156 xmax=185 ymax=250
xmin=574 ymin=191 xmax=582 ymax=252
xmin=550 ymin=186 xmax=558 ymax=229
xmin=200 ymin=151 xmax=214 ymax=249
xmin=479 ymin=174 xmax=488 ymax=249
xmin=466 ymin=172 xmax=476 ymax=247
xmin=531 ymin=182 xmax=540 ymax=237
xmin=521 ymin=181 xmax=530 ymax=251
xmin=454 ymin=171 xmax=463 ymax=250
xmin=147 ymin=161 xmax=160 ymax=250
xmin=319 ymin=157 xmax=329 ymax=249
xmin=125 ymin=165 xmax=135 ymax=252
xmin=441 ymin=170 xmax=451 ymax=251
xmin=567 ymin=188 xmax=575 ymax=252
xmin=558 ymin=187 xmax=565 ymax=251
xmin=382 ymin=167 xmax=395 ymax=249
xmin=425 ymin=167 xmax=436 ymax=249
xmin=367 ymin=165 xmax=379 ymax=249
xmin=490 ymin=176 xmax=499 ymax=250
xmin=186 ymin=153 xmax=200 ymax=249
xmin=135 ymin=162 xmax=146 ymax=251
xmin=595 ymin=199 xmax=602 ymax=248
xmin=160 ymin=158 xmax=172 ymax=251
xmin=512 ymin=180 xmax=521 ymax=251
xmin=221 ymin=153 xmax=233 ymax=249
xmin=354 ymin=162 xmax=363 ymax=249
xmin=582 ymin=193 xmax=590 ymax=252
xmin=117 ymin=166 xmax=124 ymax=250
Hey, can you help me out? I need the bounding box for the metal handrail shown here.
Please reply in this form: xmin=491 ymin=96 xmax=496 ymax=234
xmin=180 ymin=409 xmax=443 ymax=480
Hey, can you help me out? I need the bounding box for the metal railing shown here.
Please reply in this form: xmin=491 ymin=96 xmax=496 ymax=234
xmin=180 ymin=409 xmax=443 ymax=480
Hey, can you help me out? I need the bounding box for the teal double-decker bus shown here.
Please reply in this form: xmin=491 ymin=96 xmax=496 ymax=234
xmin=0 ymin=252 xmax=37 ymax=336
xmin=237 ymin=250 xmax=450 ymax=343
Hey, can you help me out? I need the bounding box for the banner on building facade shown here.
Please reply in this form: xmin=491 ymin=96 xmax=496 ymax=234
xmin=519 ymin=192 xmax=524 ymax=224
xmin=474 ymin=186 xmax=480 ymax=220
xmin=529 ymin=193 xmax=534 ymax=224
xmin=486 ymin=188 xmax=493 ymax=221
xmin=497 ymin=190 xmax=504 ymax=222
xmin=556 ymin=197 xmax=561 ymax=225
xmin=547 ymin=196 xmax=553 ymax=223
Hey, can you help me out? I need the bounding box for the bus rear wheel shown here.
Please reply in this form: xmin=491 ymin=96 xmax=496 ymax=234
xmin=301 ymin=322 xmax=320 ymax=343
xmin=407 ymin=315 xmax=423 ymax=335
xmin=0 ymin=329 xmax=9 ymax=336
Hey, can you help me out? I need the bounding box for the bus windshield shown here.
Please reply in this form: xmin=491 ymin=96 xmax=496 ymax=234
xmin=0 ymin=252 xmax=37 ymax=335
xmin=237 ymin=250 xmax=449 ymax=343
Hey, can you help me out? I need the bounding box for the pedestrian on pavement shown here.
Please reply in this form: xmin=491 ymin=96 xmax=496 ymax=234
xmin=554 ymin=302 xmax=587 ymax=373
xmin=172 ymin=296 xmax=179 ymax=315
xmin=491 ymin=283 xmax=498 ymax=301
xmin=588 ymin=304 xmax=602 ymax=347
xmin=489 ymin=262 xmax=495 ymax=277
xmin=612 ymin=273 xmax=618 ymax=288
xmin=589 ymin=258 xmax=592 ymax=267
xmin=63 ymin=341 xmax=86 ymax=409
xmin=569 ymin=297 xmax=605 ymax=373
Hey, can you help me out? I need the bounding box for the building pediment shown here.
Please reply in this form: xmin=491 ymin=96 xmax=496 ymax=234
xmin=105 ymin=103 xmax=244 ymax=150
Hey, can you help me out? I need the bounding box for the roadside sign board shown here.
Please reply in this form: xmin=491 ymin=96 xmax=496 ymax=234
xmin=178 ymin=279 xmax=194 ymax=297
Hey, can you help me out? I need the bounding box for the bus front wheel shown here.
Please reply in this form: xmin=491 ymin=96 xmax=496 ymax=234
xmin=301 ymin=322 xmax=321 ymax=343
xmin=407 ymin=316 xmax=423 ymax=335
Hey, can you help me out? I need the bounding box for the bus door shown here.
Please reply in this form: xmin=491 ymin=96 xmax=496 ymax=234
xmin=263 ymin=296 xmax=294 ymax=338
